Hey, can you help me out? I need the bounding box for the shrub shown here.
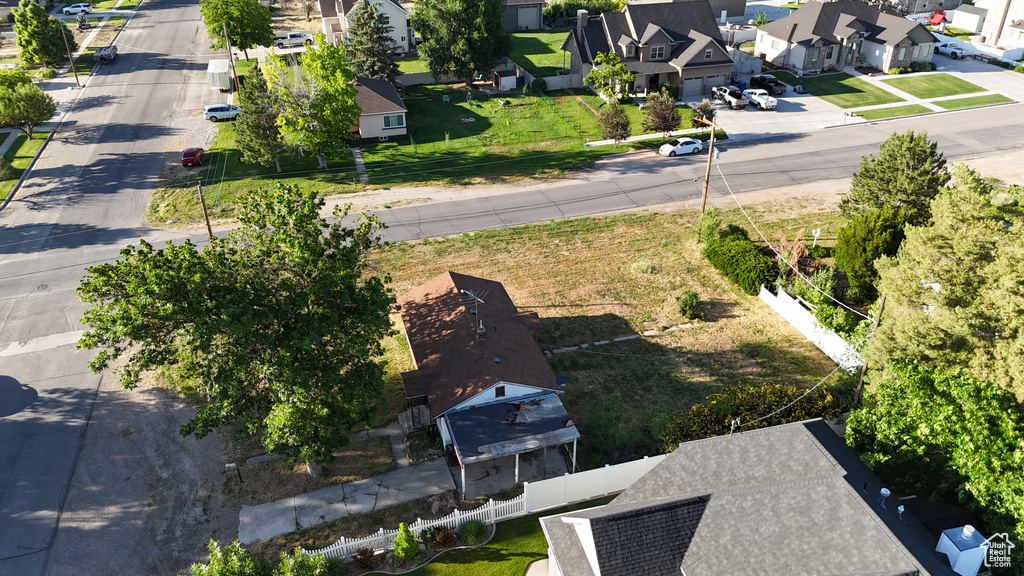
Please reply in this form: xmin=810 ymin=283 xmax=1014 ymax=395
xmin=418 ymin=528 xmax=436 ymax=542
xmin=529 ymin=77 xmax=547 ymax=94
xmin=392 ymin=523 xmax=419 ymax=564
xmin=718 ymin=224 xmax=748 ymax=241
xmin=659 ymin=80 xmax=678 ymax=100
xmin=354 ymin=547 xmax=376 ymax=569
xmin=37 ymin=68 xmax=56 ymax=79
xmin=698 ymin=207 xmax=721 ymax=245
xmin=1015 ymin=66 xmax=1024 ymax=73
xmin=676 ymin=290 xmax=701 ymax=320
xmin=630 ymin=260 xmax=655 ymax=274
xmin=814 ymin=302 xmax=858 ymax=336
xmin=805 ymin=243 xmax=828 ymax=259
xmin=790 ymin=266 xmax=837 ymax=308
xmin=435 ymin=526 xmax=457 ymax=548
xmin=834 ymin=206 xmax=907 ymax=302
xmin=887 ymin=67 xmax=908 ymax=75
xmin=909 ymin=61 xmax=936 ymax=72
xmin=459 ymin=520 xmax=488 ymax=545
xmin=704 ymin=237 xmax=776 ymax=296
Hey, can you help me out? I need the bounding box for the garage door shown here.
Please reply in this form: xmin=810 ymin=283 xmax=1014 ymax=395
xmin=704 ymin=75 xmax=726 ymax=91
xmin=518 ymin=6 xmax=539 ymax=30
xmin=682 ymin=77 xmax=703 ymax=97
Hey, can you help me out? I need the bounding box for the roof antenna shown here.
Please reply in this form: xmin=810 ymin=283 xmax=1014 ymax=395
xmin=460 ymin=289 xmax=489 ymax=341
xmin=729 ymin=417 xmax=741 ymax=434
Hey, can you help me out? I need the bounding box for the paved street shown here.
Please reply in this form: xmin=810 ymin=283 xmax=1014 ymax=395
xmin=1 ymin=0 xmax=1024 ymax=572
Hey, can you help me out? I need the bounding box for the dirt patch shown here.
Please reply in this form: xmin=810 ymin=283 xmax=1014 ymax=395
xmin=567 ymin=88 xmax=600 ymax=117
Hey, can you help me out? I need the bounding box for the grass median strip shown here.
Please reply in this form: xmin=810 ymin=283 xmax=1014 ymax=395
xmin=853 ymin=104 xmax=932 ymax=121
xmin=934 ymin=94 xmax=1013 ymax=109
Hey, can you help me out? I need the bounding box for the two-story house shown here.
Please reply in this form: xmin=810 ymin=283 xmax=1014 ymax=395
xmin=317 ymin=0 xmax=414 ymax=53
xmin=562 ymin=0 xmax=735 ymax=97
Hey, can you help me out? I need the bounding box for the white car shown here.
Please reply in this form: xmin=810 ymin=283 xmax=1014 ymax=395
xmin=934 ymin=42 xmax=970 ymax=59
xmin=63 ymin=3 xmax=92 ymax=14
xmin=204 ymin=104 xmax=241 ymax=122
xmin=742 ymin=89 xmax=778 ymax=110
xmin=658 ymin=137 xmax=703 ymax=157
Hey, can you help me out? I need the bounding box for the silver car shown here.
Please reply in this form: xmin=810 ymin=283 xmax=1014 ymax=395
xmin=204 ymin=104 xmax=241 ymax=122
xmin=63 ymin=3 xmax=92 ymax=14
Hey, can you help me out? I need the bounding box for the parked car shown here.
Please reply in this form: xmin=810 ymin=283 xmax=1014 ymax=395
xmin=273 ymin=32 xmax=314 ymax=48
xmin=182 ymin=147 xmax=205 ymax=167
xmin=658 ymin=137 xmax=703 ymax=157
xmin=95 ymin=45 xmax=117 ymax=64
xmin=742 ymin=89 xmax=778 ymax=110
xmin=748 ymin=74 xmax=787 ymax=96
xmin=204 ymin=104 xmax=241 ymax=122
xmin=711 ymin=85 xmax=749 ymax=109
xmin=934 ymin=42 xmax=970 ymax=59
xmin=63 ymin=3 xmax=92 ymax=14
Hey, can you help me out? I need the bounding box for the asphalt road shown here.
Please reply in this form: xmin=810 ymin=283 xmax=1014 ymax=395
xmin=1 ymin=9 xmax=1024 ymax=574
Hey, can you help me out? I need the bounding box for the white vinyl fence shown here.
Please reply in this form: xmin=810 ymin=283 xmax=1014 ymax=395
xmin=759 ymin=285 xmax=863 ymax=372
xmin=304 ymin=454 xmax=667 ymax=560
xmin=727 ymin=46 xmax=764 ymax=76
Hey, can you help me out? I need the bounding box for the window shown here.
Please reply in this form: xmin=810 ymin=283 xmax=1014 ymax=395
xmin=401 ymin=35 xmax=406 ymax=42
xmin=626 ymin=44 xmax=635 ymax=57
xmin=495 ymin=385 xmax=505 ymax=398
xmin=651 ymin=45 xmax=665 ymax=59
xmin=704 ymin=48 xmax=713 ymax=60
xmin=383 ymin=114 xmax=404 ymax=128
xmin=825 ymin=44 xmax=835 ymax=59
xmin=898 ymin=46 xmax=906 ymax=60
xmin=382 ymin=15 xmax=390 ymax=25
xmin=812 ymin=46 xmax=820 ymax=60
xmin=771 ymin=39 xmax=779 ymax=50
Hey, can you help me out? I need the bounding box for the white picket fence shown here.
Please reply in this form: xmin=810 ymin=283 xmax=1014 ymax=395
xmin=304 ymin=454 xmax=667 ymax=560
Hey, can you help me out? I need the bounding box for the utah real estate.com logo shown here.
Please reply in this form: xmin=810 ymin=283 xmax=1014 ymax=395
xmin=985 ymin=533 xmax=1015 ymax=569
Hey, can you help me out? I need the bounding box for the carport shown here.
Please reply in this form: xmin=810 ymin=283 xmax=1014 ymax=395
xmin=444 ymin=392 xmax=580 ymax=499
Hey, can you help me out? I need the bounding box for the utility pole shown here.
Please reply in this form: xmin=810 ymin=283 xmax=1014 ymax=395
xmin=854 ymin=291 xmax=886 ymax=407
xmin=695 ymin=117 xmax=720 ymax=229
xmin=61 ymin=23 xmax=81 ymax=88
xmin=222 ymin=22 xmax=241 ymax=94
xmin=197 ymin=184 xmax=214 ymax=240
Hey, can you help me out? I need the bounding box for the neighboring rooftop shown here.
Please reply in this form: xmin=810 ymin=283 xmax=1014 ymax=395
xmin=353 ymin=76 xmax=406 ymax=115
xmin=541 ymin=419 xmax=960 ymax=576
xmin=758 ymin=0 xmax=936 ymax=47
xmin=399 ymin=271 xmax=557 ymax=417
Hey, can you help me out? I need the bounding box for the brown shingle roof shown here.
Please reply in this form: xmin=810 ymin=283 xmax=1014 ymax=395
xmin=354 ymin=76 xmax=406 ymax=115
xmin=317 ymin=0 xmax=337 ymax=19
xmin=399 ymin=271 xmax=558 ymax=417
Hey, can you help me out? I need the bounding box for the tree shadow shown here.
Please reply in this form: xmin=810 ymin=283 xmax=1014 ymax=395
xmin=0 ymin=375 xmax=38 ymax=417
xmin=0 ymin=222 xmax=146 ymax=254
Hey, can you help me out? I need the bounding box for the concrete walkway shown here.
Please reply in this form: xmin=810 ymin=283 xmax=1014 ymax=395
xmin=0 ymin=130 xmax=19 ymax=158
xmin=237 ymin=456 xmax=456 ymax=545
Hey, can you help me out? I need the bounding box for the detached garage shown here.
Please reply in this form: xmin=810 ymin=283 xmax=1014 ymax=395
xmin=502 ymin=0 xmax=543 ymax=31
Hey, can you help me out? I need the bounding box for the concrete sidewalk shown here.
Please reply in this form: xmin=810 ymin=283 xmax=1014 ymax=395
xmin=237 ymin=457 xmax=456 ymax=545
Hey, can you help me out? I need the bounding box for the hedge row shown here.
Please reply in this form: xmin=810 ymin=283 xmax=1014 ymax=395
xmin=703 ymin=235 xmax=776 ymax=295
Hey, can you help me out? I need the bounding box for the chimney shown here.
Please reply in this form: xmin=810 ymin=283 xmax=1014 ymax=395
xmin=936 ymin=525 xmax=988 ymax=576
xmin=577 ymin=9 xmax=589 ymax=38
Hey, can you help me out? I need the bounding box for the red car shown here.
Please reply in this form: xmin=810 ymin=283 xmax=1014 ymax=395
xmin=182 ymin=147 xmax=205 ymax=167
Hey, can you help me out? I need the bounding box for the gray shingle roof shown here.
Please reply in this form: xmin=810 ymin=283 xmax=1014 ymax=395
xmin=353 ymin=76 xmax=406 ymax=115
xmin=541 ymin=419 xmax=960 ymax=576
xmin=758 ymin=0 xmax=934 ymax=47
xmin=954 ymin=4 xmax=987 ymax=16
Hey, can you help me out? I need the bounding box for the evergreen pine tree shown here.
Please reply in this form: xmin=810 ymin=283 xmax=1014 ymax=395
xmin=235 ymin=65 xmax=286 ymax=172
xmin=345 ymin=1 xmax=399 ymax=82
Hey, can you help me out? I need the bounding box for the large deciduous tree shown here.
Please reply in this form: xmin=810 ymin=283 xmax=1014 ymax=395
xmin=411 ymin=0 xmax=511 ymax=86
xmin=846 ymin=360 xmax=1024 ymax=563
xmin=199 ymin=0 xmax=274 ymax=60
xmin=0 ymin=68 xmax=32 ymax=91
xmin=12 ymin=0 xmax=78 ymax=68
xmin=584 ymin=51 xmax=634 ymax=101
xmin=839 ymin=130 xmax=949 ymax=225
xmin=264 ymin=34 xmax=360 ymax=169
xmin=0 ymin=83 xmax=58 ymax=138
xmin=235 ymin=65 xmax=287 ymax=172
xmin=77 ymin=184 xmax=397 ymax=469
xmin=345 ymin=1 xmax=400 ymax=82
xmin=865 ymin=164 xmax=1024 ymax=398
xmin=833 ymin=206 xmax=907 ymax=302
xmin=641 ymin=89 xmax=681 ymax=133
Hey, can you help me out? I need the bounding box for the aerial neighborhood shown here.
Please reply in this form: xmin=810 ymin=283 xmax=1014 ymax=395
xmin=1 ymin=0 xmax=1024 ymax=573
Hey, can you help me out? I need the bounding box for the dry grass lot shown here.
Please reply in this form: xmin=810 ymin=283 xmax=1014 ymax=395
xmin=372 ymin=208 xmax=841 ymax=465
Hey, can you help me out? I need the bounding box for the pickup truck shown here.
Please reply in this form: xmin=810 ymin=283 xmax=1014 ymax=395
xmin=748 ymin=74 xmax=787 ymax=96
xmin=95 ymin=45 xmax=117 ymax=64
xmin=273 ymin=32 xmax=314 ymax=49
xmin=711 ymin=85 xmax=749 ymax=109
xmin=934 ymin=42 xmax=970 ymax=59
xmin=742 ymin=88 xmax=777 ymax=110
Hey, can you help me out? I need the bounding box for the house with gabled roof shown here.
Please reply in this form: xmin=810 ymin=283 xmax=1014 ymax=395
xmin=562 ymin=0 xmax=736 ymax=97
xmin=980 ymin=0 xmax=1024 ymax=54
xmin=317 ymin=0 xmax=414 ymax=53
xmin=540 ymin=419 xmax=966 ymax=576
xmin=353 ymin=76 xmax=407 ymax=144
xmin=755 ymin=0 xmax=936 ymax=74
xmin=399 ymin=271 xmax=580 ymax=499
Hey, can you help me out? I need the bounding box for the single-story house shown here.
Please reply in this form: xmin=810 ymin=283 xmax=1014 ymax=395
xmin=353 ymin=76 xmax=407 ymax=144
xmin=951 ymin=4 xmax=987 ymax=34
xmin=541 ymin=419 xmax=973 ymax=576
xmin=562 ymin=0 xmax=736 ymax=97
xmin=755 ymin=0 xmax=936 ymax=74
xmin=318 ymin=0 xmax=414 ymax=53
xmin=399 ymin=271 xmax=580 ymax=499
xmin=504 ymin=0 xmax=544 ymax=31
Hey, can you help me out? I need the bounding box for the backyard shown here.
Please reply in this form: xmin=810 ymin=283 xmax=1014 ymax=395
xmin=510 ymin=28 xmax=572 ymax=78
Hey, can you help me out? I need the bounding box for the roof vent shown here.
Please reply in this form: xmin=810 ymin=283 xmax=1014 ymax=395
xmin=878 ymin=487 xmax=891 ymax=508
xmin=493 ymin=357 xmax=500 ymax=363
xmin=936 ymin=525 xmax=989 ymax=576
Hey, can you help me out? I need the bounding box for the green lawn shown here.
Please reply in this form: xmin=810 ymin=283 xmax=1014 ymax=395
xmin=510 ymin=28 xmax=571 ymax=77
xmin=0 ymin=132 xmax=47 ymax=201
xmin=853 ymin=104 xmax=932 ymax=121
xmin=771 ymin=71 xmax=904 ymax=108
xmin=934 ymin=94 xmax=1014 ymax=109
xmin=397 ymin=57 xmax=430 ymax=75
xmin=392 ymin=497 xmax=616 ymax=576
xmin=880 ymin=73 xmax=985 ymax=99
xmin=934 ymin=25 xmax=973 ymax=41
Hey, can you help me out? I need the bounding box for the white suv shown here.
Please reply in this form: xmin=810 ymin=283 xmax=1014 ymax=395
xmin=63 ymin=3 xmax=92 ymax=14
xmin=204 ymin=104 xmax=241 ymax=122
